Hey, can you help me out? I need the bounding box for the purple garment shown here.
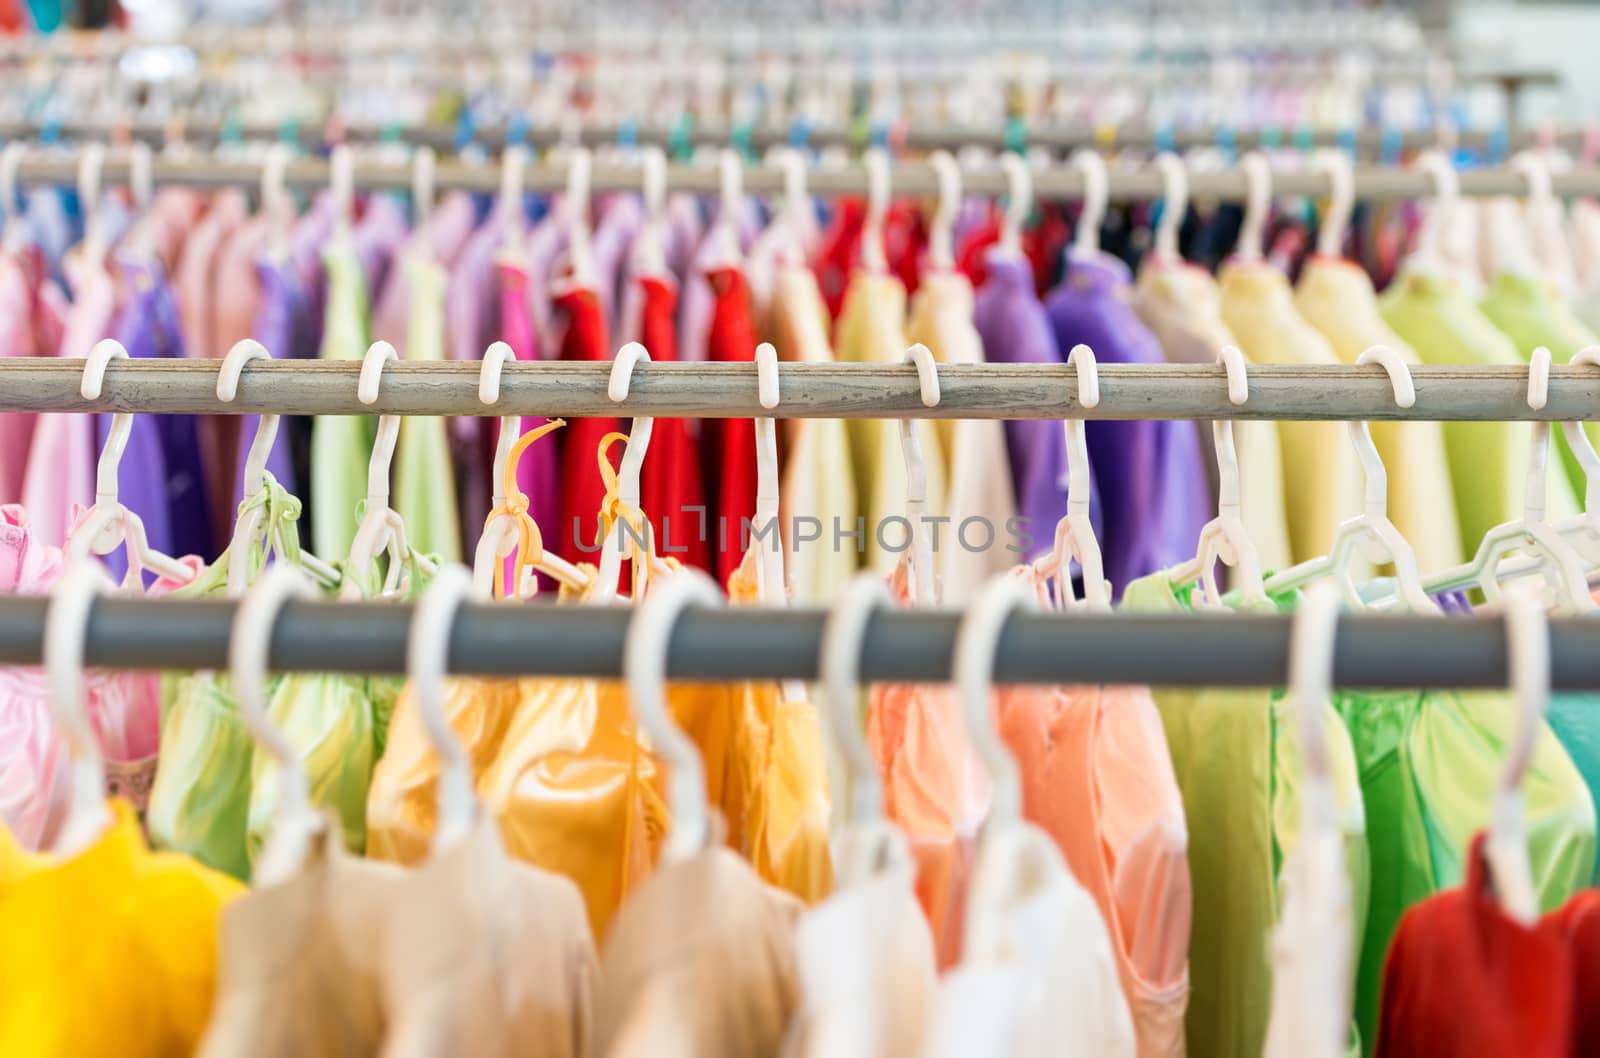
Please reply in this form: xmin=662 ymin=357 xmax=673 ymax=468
xmin=524 ymin=204 xmax=570 ymax=353
xmin=235 ymin=256 xmax=310 ymax=505
xmin=972 ymin=251 xmax=1097 ymax=562
xmin=353 ymin=195 xmax=410 ymax=313
xmin=1044 ymin=250 xmax=1210 ymax=596
xmin=444 ymin=207 xmax=509 ymax=532
xmin=1433 ymin=589 xmax=1475 ymax=615
xmin=102 ymin=254 xmax=213 ymax=576
xmin=289 ymin=194 xmax=338 ymax=356
xmin=591 ymin=194 xmax=644 ymax=337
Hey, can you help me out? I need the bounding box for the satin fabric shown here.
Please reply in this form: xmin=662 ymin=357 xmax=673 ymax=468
xmin=392 ymin=250 xmax=463 ymax=563
xmin=635 ymin=272 xmax=710 ymax=574
xmin=552 ymin=286 xmax=622 ymax=561
xmin=702 ymin=265 xmax=761 ymax=584
xmin=309 ymin=240 xmax=374 ymax=559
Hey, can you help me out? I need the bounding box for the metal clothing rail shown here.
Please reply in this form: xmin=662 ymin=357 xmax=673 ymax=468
xmin=10 ymin=151 xmax=1600 ymax=203
xmin=1 ymin=360 xmax=1598 ymax=423
xmin=0 ymin=594 xmax=1595 ymax=690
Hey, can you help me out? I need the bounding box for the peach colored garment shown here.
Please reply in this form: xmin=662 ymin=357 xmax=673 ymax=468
xmin=203 ymin=212 xmax=272 ymax=541
xmin=865 ymin=560 xmax=990 ymax=967
xmin=175 ymin=191 xmax=248 ymax=361
xmin=147 ymin=189 xmax=205 ymax=278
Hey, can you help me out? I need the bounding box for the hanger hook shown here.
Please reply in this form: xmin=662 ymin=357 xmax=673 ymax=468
xmin=1511 ymin=150 xmax=1555 ymax=209
xmin=128 ymin=141 xmax=153 ymax=213
xmin=1235 ymin=151 xmax=1272 ymax=265
xmin=623 ymin=570 xmax=722 ymax=862
xmin=1069 ymin=148 xmax=1108 ymax=256
xmin=44 ymin=561 xmax=115 ymax=855
xmin=822 ymin=572 xmax=892 ymax=824
xmin=1487 ymin=583 xmax=1548 ymax=924
xmin=1524 ymin=347 xmax=1554 ymax=524
xmin=753 ymin=343 xmax=784 ymax=602
xmin=1287 ymin=581 xmax=1339 ymax=832
xmin=412 ymin=145 xmax=436 ymax=234
xmin=641 ymin=144 xmax=668 ymax=218
xmin=1565 ymin=346 xmax=1600 ymax=518
xmin=1058 ymin=344 xmax=1109 ymax=609
xmin=83 ymin=338 xmax=131 ymax=509
xmin=860 ymin=147 xmax=891 ymax=273
xmin=954 ymin=572 xmax=1036 ymax=830
xmin=780 ymin=145 xmax=808 ymax=224
xmin=78 ymin=141 xmax=107 ymax=262
xmin=999 ymin=151 xmax=1031 ymax=257
xmin=408 ymin=563 xmax=480 ymax=854
xmin=598 ymin=342 xmax=657 ymax=595
xmin=498 ymin=144 xmax=528 ymax=243
xmin=1312 ymin=148 xmax=1354 ymax=260
xmin=900 ymin=344 xmax=939 ymax=604
xmin=1152 ymin=151 xmax=1189 ymax=263
xmin=1351 ymin=344 xmax=1413 ymax=518
xmin=927 ymin=149 xmax=962 ymax=271
xmin=218 ymin=339 xmax=281 ymax=596
xmin=0 ymin=141 xmax=24 ymax=223
xmin=260 ymin=142 xmax=293 ymax=210
xmin=330 ymin=143 xmax=354 ymax=238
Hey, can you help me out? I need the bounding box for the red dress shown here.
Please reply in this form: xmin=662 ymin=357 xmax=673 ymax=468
xmin=635 ymin=274 xmax=709 ymax=574
xmin=552 ymin=286 xmax=621 ymax=559
xmin=701 ymin=266 xmax=758 ymax=586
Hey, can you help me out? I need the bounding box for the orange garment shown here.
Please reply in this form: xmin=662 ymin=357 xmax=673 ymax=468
xmin=865 ymin=560 xmax=990 ymax=967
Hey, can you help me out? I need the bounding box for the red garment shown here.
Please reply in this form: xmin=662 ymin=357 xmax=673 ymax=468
xmin=552 ymin=286 xmax=621 ymax=559
xmin=1548 ymin=890 xmax=1600 ymax=1056
xmin=814 ymin=198 xmax=866 ymax=320
xmin=635 ymin=274 xmax=709 ymax=574
xmin=956 ymin=207 xmax=1002 ymax=289
xmin=1374 ymin=833 xmax=1574 ymax=1058
xmin=701 ymin=266 xmax=758 ymax=587
xmin=884 ymin=201 xmax=929 ymax=299
xmin=1022 ymin=203 xmax=1073 ymax=296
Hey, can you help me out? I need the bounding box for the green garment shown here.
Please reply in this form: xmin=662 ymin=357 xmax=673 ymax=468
xmin=1478 ymin=270 xmax=1600 ymax=506
xmin=392 ymin=251 xmax=462 ymax=562
xmin=1379 ymin=268 xmax=1579 ymax=561
xmin=310 ymin=241 xmax=375 ymax=560
xmin=1548 ymin=693 xmax=1600 ymax=885
xmin=1120 ymin=572 xmax=1371 ymax=1058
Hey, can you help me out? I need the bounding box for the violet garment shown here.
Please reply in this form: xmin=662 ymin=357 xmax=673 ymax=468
xmin=444 ymin=208 xmax=509 ymax=532
xmin=289 ymin=193 xmax=338 ymax=355
xmin=972 ymin=251 xmax=1098 ymax=562
xmin=592 ymin=194 xmax=644 ymax=337
xmin=1044 ymin=251 xmax=1210 ymax=595
xmin=352 ymin=194 xmax=411 ymax=314
xmin=234 ymin=255 xmax=313 ymax=506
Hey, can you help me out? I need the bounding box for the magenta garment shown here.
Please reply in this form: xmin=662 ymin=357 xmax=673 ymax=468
xmin=234 ymin=256 xmax=312 ymax=505
xmin=353 ymin=194 xmax=411 ymax=314
xmin=494 ymin=254 xmax=560 ymax=592
xmin=973 ymin=251 xmax=1098 ymax=562
xmin=1043 ymin=251 xmax=1209 ymax=596
xmin=0 ymin=248 xmax=61 ymax=504
xmin=20 ymin=251 xmax=116 ymax=546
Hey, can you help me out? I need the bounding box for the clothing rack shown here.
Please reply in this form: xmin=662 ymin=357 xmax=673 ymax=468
xmin=9 ymin=149 xmax=1600 ymax=203
xmin=3 ymin=361 xmax=1596 ymax=422
xmin=0 ymin=593 xmax=1595 ymax=690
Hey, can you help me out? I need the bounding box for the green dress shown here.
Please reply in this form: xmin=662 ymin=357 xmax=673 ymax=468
xmin=392 ymin=250 xmax=462 ymax=563
xmin=310 ymin=238 xmax=376 ymax=560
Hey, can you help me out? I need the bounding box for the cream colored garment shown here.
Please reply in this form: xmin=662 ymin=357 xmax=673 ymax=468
xmin=1261 ymin=825 xmax=1354 ymax=1058
xmin=1219 ymin=262 xmax=1364 ymax=569
xmin=198 ymin=825 xmax=403 ymax=1058
xmin=834 ymin=270 xmax=947 ymax=575
xmin=906 ymin=270 xmax=1017 ymax=603
xmin=597 ymin=847 xmax=803 ymax=1058
xmin=770 ymin=264 xmax=860 ymax=606
xmin=379 ymin=817 xmax=597 ymax=1058
xmin=1294 ymin=257 xmax=1464 ymax=574
xmin=1132 ymin=261 xmax=1293 ymax=576
xmin=918 ymin=824 xmax=1136 ymax=1058
xmin=781 ymin=832 xmax=936 ymax=1058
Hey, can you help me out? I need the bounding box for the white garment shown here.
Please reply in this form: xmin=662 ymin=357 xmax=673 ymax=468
xmin=1261 ymin=813 xmax=1354 ymax=1058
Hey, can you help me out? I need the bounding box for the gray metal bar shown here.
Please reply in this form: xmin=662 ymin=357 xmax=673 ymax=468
xmin=11 ymin=152 xmax=1600 ymax=202
xmin=1 ymin=360 xmax=1597 ymax=422
xmin=0 ymin=594 xmax=1593 ymax=690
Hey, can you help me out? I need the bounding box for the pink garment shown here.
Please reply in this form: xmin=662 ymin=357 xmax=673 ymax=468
xmin=444 ymin=208 xmax=508 ymax=529
xmin=202 ymin=213 xmax=272 ymax=543
xmin=20 ymin=250 xmax=115 ymax=545
xmin=174 ymin=190 xmax=247 ymax=361
xmin=0 ymin=505 xmax=201 ymax=849
xmin=145 ymin=188 xmax=204 ymax=277
xmin=0 ymin=248 xmax=63 ymax=504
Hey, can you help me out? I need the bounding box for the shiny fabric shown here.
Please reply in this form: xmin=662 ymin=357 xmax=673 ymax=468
xmin=702 ymin=265 xmax=761 ymax=584
xmin=392 ymin=251 xmax=462 ymax=562
xmin=553 ymin=286 xmax=622 ymax=561
xmin=636 ymin=272 xmax=710 ymax=573
xmin=309 ymin=240 xmax=374 ymax=559
xmin=0 ymin=799 xmax=243 ymax=1058
xmin=1120 ymin=571 xmax=1370 ymax=1058
xmin=496 ymin=251 xmax=560 ymax=546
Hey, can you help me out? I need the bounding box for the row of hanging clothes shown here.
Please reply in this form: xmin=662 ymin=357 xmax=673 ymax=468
xmin=1 ymin=135 xmax=1600 ymax=1058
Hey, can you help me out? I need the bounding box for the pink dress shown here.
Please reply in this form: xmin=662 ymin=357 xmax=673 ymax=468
xmin=0 ymin=247 xmax=64 ymax=505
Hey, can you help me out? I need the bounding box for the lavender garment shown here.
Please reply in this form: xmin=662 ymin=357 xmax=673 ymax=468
xmin=1433 ymin=589 xmax=1475 ymax=615
xmin=591 ymin=194 xmax=644 ymax=336
xmin=972 ymin=252 xmax=1098 ymax=561
xmin=352 ymin=194 xmax=411 ymax=311
xmin=234 ymin=256 xmax=311 ymax=505
xmin=101 ymin=255 xmax=213 ymax=576
xmin=524 ymin=204 xmax=569 ymax=350
xmin=1044 ymin=250 xmax=1210 ymax=595
xmin=444 ymin=207 xmax=509 ymax=532
xmin=289 ymin=194 xmax=338 ymax=355
xmin=24 ymin=190 xmax=73 ymax=284
xmin=665 ymin=193 xmax=705 ymax=285
xmin=676 ymin=196 xmax=766 ymax=364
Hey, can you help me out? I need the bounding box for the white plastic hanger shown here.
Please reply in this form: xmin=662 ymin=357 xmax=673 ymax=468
xmin=1150 ymin=151 xmax=1188 ymax=266
xmin=78 ymin=142 xmax=109 ymax=268
xmin=330 ymin=143 xmax=355 ymax=248
xmin=998 ymin=151 xmax=1031 ymax=258
xmin=123 ymin=142 xmax=156 ymax=264
xmin=406 ymin=563 xmax=481 ymax=855
xmin=1287 ymin=580 xmax=1340 ymax=843
xmin=707 ymin=147 xmax=744 ymax=269
xmin=67 ymin=339 xmax=196 ymax=587
xmin=565 ymin=146 xmax=598 ymax=289
xmin=899 ymin=343 xmax=941 ymax=605
xmin=471 ymin=340 xmax=590 ymax=597
xmin=497 ymin=144 xmax=529 ymax=252
xmin=597 ymin=341 xmax=670 ymax=602
xmin=411 ymin=145 xmax=436 ymax=259
xmin=44 ymin=561 xmax=116 ymax=856
xmin=1511 ymin=150 xmax=1575 ymax=292
xmin=925 ymin=150 xmax=961 ymax=272
xmin=231 ymin=563 xmax=326 ymax=885
xmin=1167 ymin=346 xmax=1270 ymax=607
xmin=631 ymin=145 xmax=670 ymax=277
xmin=753 ymin=341 xmax=785 ymax=603
xmin=1311 ymin=149 xmax=1354 ymax=260
xmin=1483 ymin=584 xmax=1547 ymax=925
xmin=1407 ymin=149 xmax=1458 ymax=276
xmin=1263 ymin=345 xmax=1438 ymax=613
xmin=1068 ymin=148 xmax=1108 ymax=259
xmin=776 ymin=145 xmax=810 ymax=267
xmin=0 ymin=141 xmax=25 ymax=256
xmin=342 ymin=341 xmax=427 ymax=600
xmin=1234 ymin=151 xmax=1272 ymax=266
xmin=260 ymin=142 xmax=295 ymax=266
xmin=860 ymin=147 xmax=891 ymax=274
xmin=623 ymin=568 xmax=723 ymax=862
xmin=1031 ymin=344 xmax=1109 ymax=610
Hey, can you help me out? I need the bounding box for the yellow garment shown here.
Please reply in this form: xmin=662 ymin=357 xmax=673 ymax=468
xmin=1219 ymin=262 xmax=1364 ymax=567
xmin=0 ymin=800 xmax=243 ymax=1058
xmin=1294 ymin=257 xmax=1464 ymax=574
xmin=0 ymin=819 xmax=46 ymax=884
xmin=769 ymin=264 xmax=858 ymax=606
xmin=834 ymin=270 xmax=947 ymax=575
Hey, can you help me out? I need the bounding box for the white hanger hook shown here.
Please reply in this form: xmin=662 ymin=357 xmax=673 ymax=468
xmin=1352 ymin=344 xmax=1414 ymax=517
xmin=1356 ymin=344 xmax=1416 ymax=409
xmin=44 ymin=561 xmax=115 ymax=855
xmin=80 ymin=336 xmax=127 ymax=401
xmin=1312 ymin=149 xmax=1354 ymax=260
xmin=1524 ymin=347 xmax=1554 ymax=524
xmin=78 ymin=141 xmax=107 ymax=262
xmin=1566 ymin=346 xmax=1600 ymax=516
xmin=900 ymin=344 xmax=939 ymax=604
xmin=780 ymin=145 xmax=808 ymax=221
xmin=1511 ymin=150 xmax=1555 ymax=209
xmin=1235 ymin=151 xmax=1272 ymax=265
xmin=1069 ymin=148 xmax=1108 ymax=256
xmin=260 ymin=142 xmax=293 ymax=210
xmin=623 ymin=570 xmax=722 ymax=862
xmin=1287 ymin=581 xmax=1339 ymax=831
xmin=128 ymin=141 xmax=153 ymax=213
xmin=999 ymin=151 xmax=1032 ymax=257
xmin=1152 ymin=151 xmax=1189 ymax=263
xmin=407 ymin=564 xmax=480 ymax=854
xmin=641 ymin=145 xmax=668 ymax=218
xmin=411 ymin=145 xmax=436 ymax=234
xmin=1066 ymin=342 xmax=1100 ymax=410
xmin=330 ymin=143 xmax=354 ymax=237
xmin=1415 ymin=148 xmax=1460 ymax=207
xmin=219 ymin=338 xmax=278 ymax=503
xmin=498 ymin=144 xmax=528 ymax=241
xmin=755 ymin=340 xmax=780 ymax=410
xmin=822 ymin=572 xmax=893 ymax=824
xmin=1488 ymin=583 xmax=1548 ymax=925
xmin=1215 ymin=345 xmax=1250 ymax=520
xmin=927 ymin=149 xmax=962 ymax=271
xmin=598 ymin=342 xmax=656 ymax=594
xmin=607 ymin=340 xmax=650 ymax=403
xmin=954 ymin=573 xmax=1036 ymax=830
xmin=479 ymin=340 xmax=520 ymax=512
xmin=860 ymin=147 xmax=891 ymax=273
xmin=717 ymin=146 xmax=743 ymax=221
xmin=358 ymin=339 xmax=398 ymax=406
xmin=1218 ymin=343 xmax=1250 ymax=407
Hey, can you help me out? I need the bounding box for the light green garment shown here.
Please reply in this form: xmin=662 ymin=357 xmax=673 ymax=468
xmin=392 ymin=252 xmax=461 ymax=562
xmin=310 ymin=241 xmax=375 ymax=559
xmin=1380 ymin=268 xmax=1579 ymax=560
xmin=1120 ymin=571 xmax=1370 ymax=1058
xmin=1478 ymin=269 xmax=1600 ymax=505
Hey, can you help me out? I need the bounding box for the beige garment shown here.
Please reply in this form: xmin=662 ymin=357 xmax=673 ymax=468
xmin=1294 ymin=257 xmax=1464 ymax=574
xmin=379 ymin=816 xmax=597 ymax=1058
xmin=1219 ymin=262 xmax=1365 ymax=568
xmin=1132 ymin=261 xmax=1294 ymax=575
xmin=198 ymin=825 xmax=403 ymax=1058
xmin=906 ymin=270 xmax=1017 ymax=603
xmin=834 ymin=270 xmax=947 ymax=575
xmin=597 ymin=847 xmax=803 ymax=1058
xmin=769 ymin=265 xmax=860 ymax=605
